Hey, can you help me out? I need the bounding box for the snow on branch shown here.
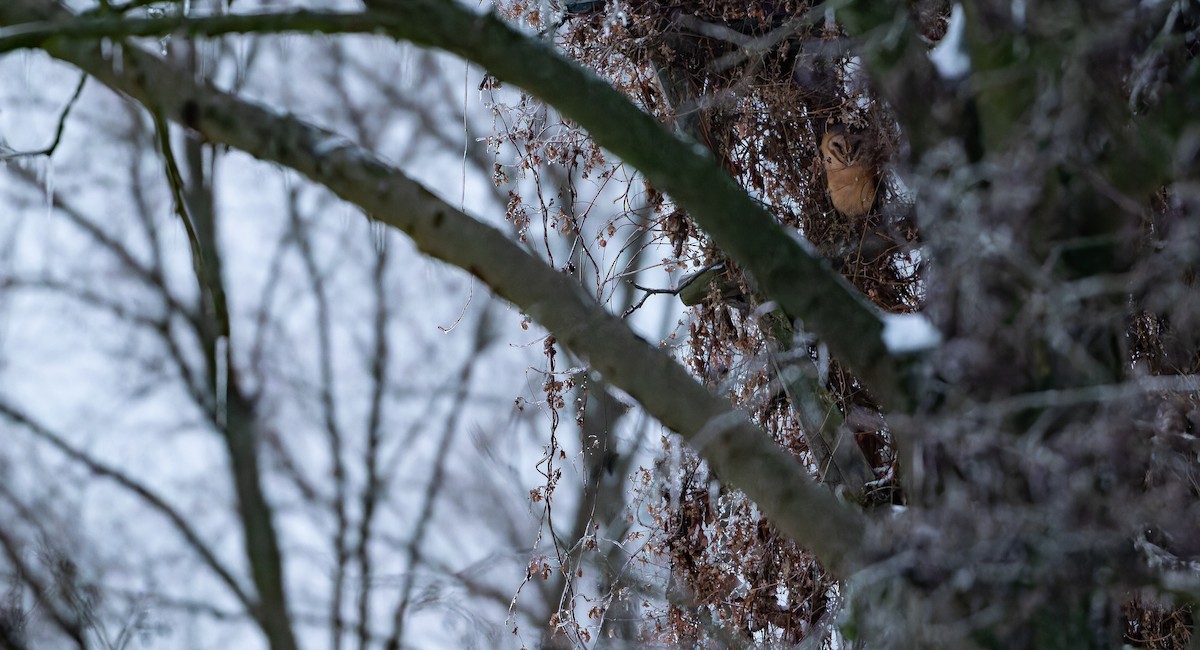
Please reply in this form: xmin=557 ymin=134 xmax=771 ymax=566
xmin=0 ymin=0 xmax=871 ymax=574
xmin=0 ymin=0 xmax=910 ymax=408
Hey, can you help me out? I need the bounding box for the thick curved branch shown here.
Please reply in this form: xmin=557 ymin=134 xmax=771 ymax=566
xmin=0 ymin=8 xmax=374 ymax=53
xmin=0 ymin=0 xmax=870 ymax=573
xmin=366 ymin=0 xmax=900 ymax=406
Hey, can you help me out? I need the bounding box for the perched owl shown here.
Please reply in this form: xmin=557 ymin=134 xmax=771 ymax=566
xmin=819 ymin=126 xmax=878 ymax=219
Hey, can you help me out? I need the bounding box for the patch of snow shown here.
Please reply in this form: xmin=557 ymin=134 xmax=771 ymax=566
xmin=928 ymin=4 xmax=970 ymax=80
xmin=882 ymin=312 xmax=942 ymax=354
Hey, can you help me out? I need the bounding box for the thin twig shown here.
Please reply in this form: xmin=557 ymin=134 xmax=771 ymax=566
xmin=0 ymin=73 xmax=86 ymax=160
xmin=0 ymin=400 xmax=253 ymax=611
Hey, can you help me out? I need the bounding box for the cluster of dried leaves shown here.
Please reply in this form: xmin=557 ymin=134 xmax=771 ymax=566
xmin=489 ymin=0 xmax=1193 ymax=647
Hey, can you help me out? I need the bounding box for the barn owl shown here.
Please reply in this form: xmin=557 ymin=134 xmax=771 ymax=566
xmin=819 ymin=127 xmax=878 ymax=219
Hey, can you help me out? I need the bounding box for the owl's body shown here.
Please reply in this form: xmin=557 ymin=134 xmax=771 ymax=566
xmin=819 ymin=128 xmax=878 ymax=219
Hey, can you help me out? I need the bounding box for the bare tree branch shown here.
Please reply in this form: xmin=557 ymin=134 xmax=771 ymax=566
xmin=384 ymin=304 xmax=497 ymax=650
xmin=355 ymin=242 xmax=392 ymax=650
xmin=0 ymin=400 xmax=254 ymax=613
xmin=285 ymin=189 xmax=351 ymax=650
xmin=0 ymin=0 xmax=870 ymax=574
xmin=0 ymin=1 xmax=905 ymax=407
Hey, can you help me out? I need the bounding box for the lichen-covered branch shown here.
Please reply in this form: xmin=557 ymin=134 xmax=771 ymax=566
xmin=0 ymin=0 xmax=870 ymax=574
xmin=0 ymin=0 xmax=905 ymax=407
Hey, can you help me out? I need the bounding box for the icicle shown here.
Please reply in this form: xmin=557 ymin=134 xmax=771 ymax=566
xmin=371 ymin=220 xmax=387 ymax=253
xmin=19 ymin=51 xmax=31 ymax=96
xmin=397 ymin=43 xmax=412 ymax=88
xmin=112 ymin=42 xmax=124 ymax=77
xmin=670 ymin=441 xmax=683 ymax=515
xmin=194 ymin=39 xmax=210 ymax=85
xmin=42 ymin=158 xmax=55 ymax=220
xmin=816 ymin=342 xmax=829 ymax=387
xmin=33 ymin=157 xmax=56 ymax=271
xmin=148 ymin=6 xmax=170 ymax=55
xmin=215 ymin=336 xmax=228 ymax=428
xmin=234 ymin=39 xmax=247 ymax=88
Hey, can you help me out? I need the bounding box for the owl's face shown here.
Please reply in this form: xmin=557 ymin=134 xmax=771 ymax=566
xmin=820 ymin=131 xmax=864 ymax=172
